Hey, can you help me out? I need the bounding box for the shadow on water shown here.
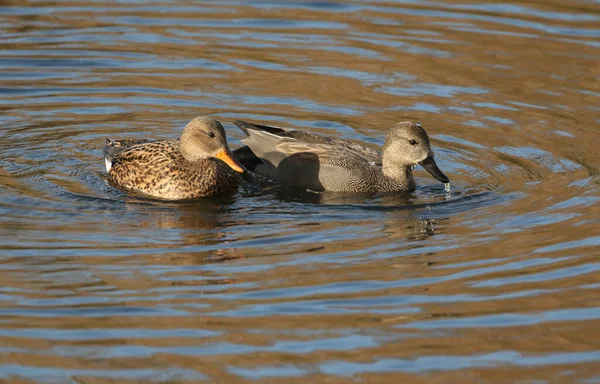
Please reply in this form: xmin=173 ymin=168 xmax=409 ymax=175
xmin=244 ymin=175 xmax=505 ymax=215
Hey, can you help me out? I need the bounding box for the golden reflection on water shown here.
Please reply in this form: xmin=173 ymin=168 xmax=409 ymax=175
xmin=0 ymin=0 xmax=599 ymax=382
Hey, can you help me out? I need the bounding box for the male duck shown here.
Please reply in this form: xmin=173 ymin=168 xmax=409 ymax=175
xmin=232 ymin=120 xmax=449 ymax=193
xmin=104 ymin=116 xmax=245 ymax=200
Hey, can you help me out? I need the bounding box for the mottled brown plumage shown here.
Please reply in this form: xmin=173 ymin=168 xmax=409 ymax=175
xmin=104 ymin=116 xmax=245 ymax=200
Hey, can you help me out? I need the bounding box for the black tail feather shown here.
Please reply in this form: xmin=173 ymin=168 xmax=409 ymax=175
xmin=103 ymin=138 xmax=151 ymax=157
xmin=232 ymin=145 xmax=264 ymax=172
xmin=233 ymin=120 xmax=287 ymax=136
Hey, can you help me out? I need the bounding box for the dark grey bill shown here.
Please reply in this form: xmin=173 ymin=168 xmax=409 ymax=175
xmin=418 ymin=155 xmax=449 ymax=184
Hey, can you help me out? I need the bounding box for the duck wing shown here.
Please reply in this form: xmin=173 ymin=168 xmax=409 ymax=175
xmin=283 ymin=131 xmax=380 ymax=165
xmin=234 ymin=120 xmax=381 ymax=165
xmin=234 ymin=121 xmax=380 ymax=191
xmin=104 ymin=140 xmax=177 ymax=173
xmin=103 ymin=138 xmax=152 ymax=158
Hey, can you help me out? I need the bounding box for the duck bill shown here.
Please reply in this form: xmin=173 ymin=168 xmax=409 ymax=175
xmin=215 ymin=148 xmax=245 ymax=173
xmin=418 ymin=155 xmax=449 ymax=184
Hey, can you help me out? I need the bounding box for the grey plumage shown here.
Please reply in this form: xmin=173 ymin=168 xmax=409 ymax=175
xmin=232 ymin=120 xmax=449 ymax=193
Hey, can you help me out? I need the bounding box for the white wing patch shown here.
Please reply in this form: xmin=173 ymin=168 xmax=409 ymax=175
xmin=104 ymin=156 xmax=113 ymax=172
xmin=277 ymin=142 xmax=330 ymax=156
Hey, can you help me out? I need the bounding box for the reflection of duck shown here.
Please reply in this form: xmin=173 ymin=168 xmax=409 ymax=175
xmin=103 ymin=117 xmax=245 ymax=200
xmin=116 ymin=198 xmax=245 ymax=267
xmin=232 ymin=120 xmax=449 ymax=193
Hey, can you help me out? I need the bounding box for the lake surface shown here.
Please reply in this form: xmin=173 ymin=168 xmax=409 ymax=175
xmin=1 ymin=0 xmax=599 ymax=382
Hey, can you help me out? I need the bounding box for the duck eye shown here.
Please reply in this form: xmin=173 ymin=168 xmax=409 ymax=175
xmin=409 ymin=139 xmax=418 ymax=146
xmin=207 ymin=132 xmax=216 ymax=138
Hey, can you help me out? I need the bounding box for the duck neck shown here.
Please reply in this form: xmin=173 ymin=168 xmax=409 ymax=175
xmin=179 ymin=141 xmax=207 ymax=163
xmin=382 ymin=158 xmax=415 ymax=189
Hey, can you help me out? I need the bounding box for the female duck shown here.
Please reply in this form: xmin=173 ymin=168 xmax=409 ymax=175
xmin=232 ymin=120 xmax=449 ymax=193
xmin=104 ymin=116 xmax=245 ymax=200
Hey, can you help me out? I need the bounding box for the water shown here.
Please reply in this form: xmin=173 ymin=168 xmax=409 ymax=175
xmin=1 ymin=0 xmax=599 ymax=382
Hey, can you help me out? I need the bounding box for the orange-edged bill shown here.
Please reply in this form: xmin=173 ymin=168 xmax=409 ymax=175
xmin=215 ymin=148 xmax=245 ymax=173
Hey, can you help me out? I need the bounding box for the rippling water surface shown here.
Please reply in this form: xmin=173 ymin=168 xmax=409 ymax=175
xmin=1 ymin=0 xmax=599 ymax=382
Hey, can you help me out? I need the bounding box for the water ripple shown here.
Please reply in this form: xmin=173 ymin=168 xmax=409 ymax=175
xmin=0 ymin=0 xmax=599 ymax=382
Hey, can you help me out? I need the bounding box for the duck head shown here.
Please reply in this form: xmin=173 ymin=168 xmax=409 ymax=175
xmin=382 ymin=121 xmax=449 ymax=184
xmin=179 ymin=116 xmax=245 ymax=173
